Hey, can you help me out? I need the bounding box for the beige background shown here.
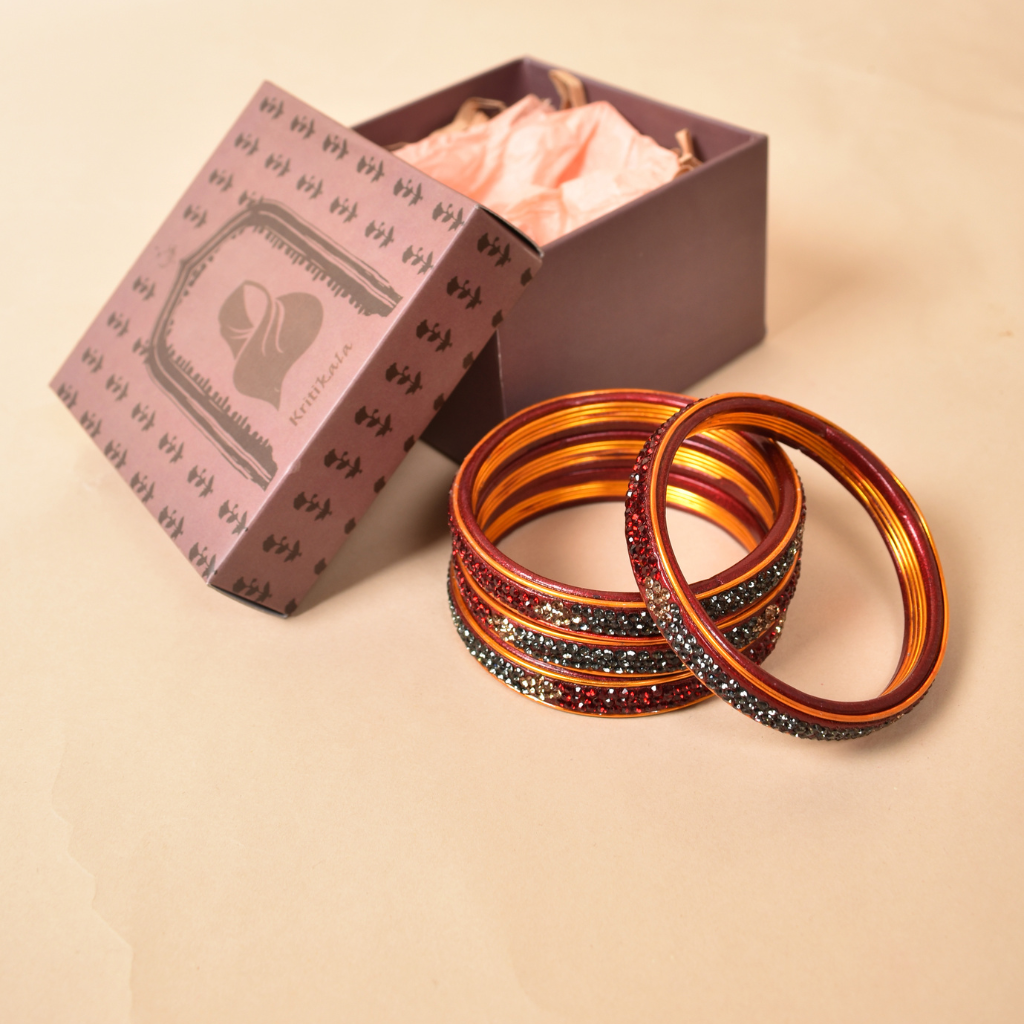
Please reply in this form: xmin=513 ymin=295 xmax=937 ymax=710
xmin=2 ymin=0 xmax=1022 ymax=1020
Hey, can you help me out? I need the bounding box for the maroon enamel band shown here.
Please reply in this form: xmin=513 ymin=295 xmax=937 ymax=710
xmin=626 ymin=393 xmax=949 ymax=739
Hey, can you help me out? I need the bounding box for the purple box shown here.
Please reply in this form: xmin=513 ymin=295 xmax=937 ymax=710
xmin=51 ymin=83 xmax=541 ymax=614
xmin=356 ymin=57 xmax=769 ymax=461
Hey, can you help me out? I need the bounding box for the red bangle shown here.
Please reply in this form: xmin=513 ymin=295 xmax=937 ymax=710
xmin=449 ymin=389 xmax=806 ymax=715
xmin=626 ymin=393 xmax=949 ymax=738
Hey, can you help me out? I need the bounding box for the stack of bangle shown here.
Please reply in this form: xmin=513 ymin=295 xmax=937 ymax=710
xmin=448 ymin=390 xmax=806 ymax=716
xmin=625 ymin=394 xmax=948 ymax=739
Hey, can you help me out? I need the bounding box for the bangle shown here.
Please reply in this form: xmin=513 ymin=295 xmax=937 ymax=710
xmin=626 ymin=393 xmax=948 ymax=739
xmin=449 ymin=389 xmax=806 ymax=715
xmin=449 ymin=556 xmax=801 ymax=715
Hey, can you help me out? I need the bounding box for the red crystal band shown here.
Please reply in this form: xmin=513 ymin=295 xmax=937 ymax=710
xmin=453 ymin=518 xmax=802 ymax=677
xmin=448 ymin=564 xmax=713 ymax=716
xmin=626 ymin=393 xmax=949 ymax=739
xmin=450 ymin=555 xmax=802 ymax=714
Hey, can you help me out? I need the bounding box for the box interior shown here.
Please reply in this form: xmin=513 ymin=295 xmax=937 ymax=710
xmin=357 ymin=58 xmax=767 ymax=464
xmin=355 ymin=56 xmax=756 ymax=165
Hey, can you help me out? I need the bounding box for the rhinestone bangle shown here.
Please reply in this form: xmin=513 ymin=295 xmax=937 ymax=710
xmin=449 ymin=566 xmax=712 ymax=716
xmin=450 ymin=556 xmax=802 ymax=716
xmin=449 ymin=389 xmax=807 ymax=713
xmin=626 ymin=393 xmax=949 ymax=739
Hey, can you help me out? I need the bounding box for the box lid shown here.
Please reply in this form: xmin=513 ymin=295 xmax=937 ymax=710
xmin=50 ymin=82 xmax=542 ymax=613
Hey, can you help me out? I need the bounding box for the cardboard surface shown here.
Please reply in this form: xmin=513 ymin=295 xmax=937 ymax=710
xmin=49 ymin=83 xmax=540 ymax=612
xmin=3 ymin=3 xmax=1023 ymax=1022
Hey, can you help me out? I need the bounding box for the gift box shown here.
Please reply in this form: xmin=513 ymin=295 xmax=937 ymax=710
xmin=354 ymin=57 xmax=769 ymax=461
xmin=52 ymin=61 xmax=767 ymax=614
xmin=50 ymin=82 xmax=541 ymax=614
